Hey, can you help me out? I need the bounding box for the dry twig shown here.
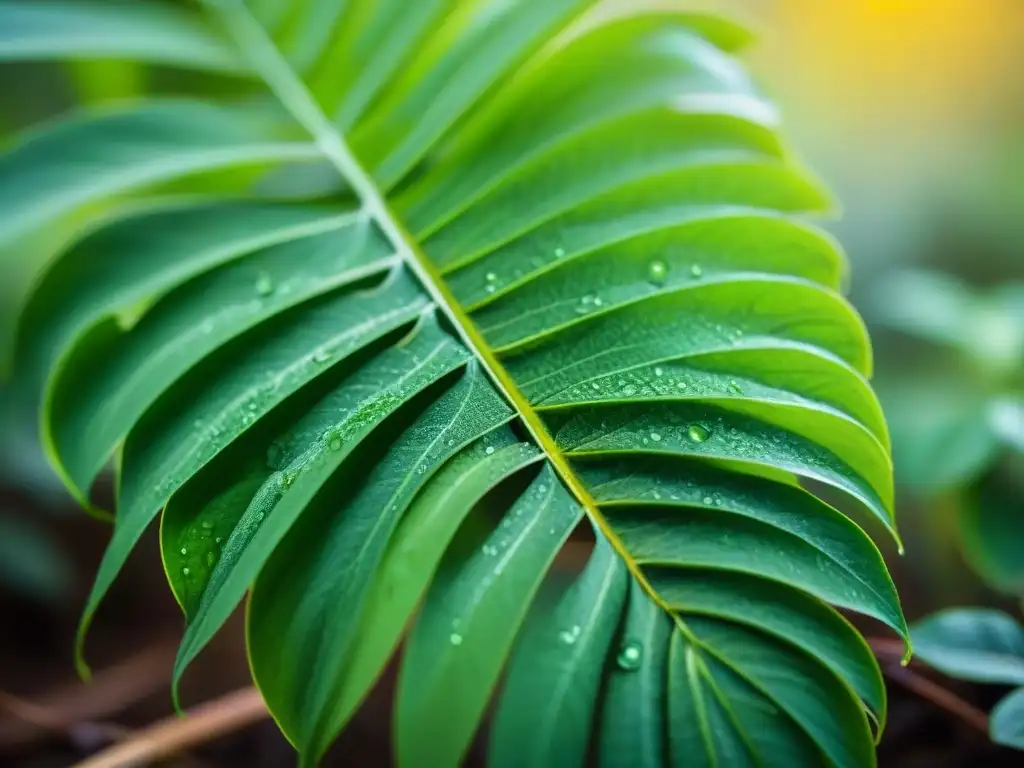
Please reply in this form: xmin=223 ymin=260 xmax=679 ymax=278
xmin=72 ymin=686 xmax=268 ymax=768
xmin=869 ymin=636 xmax=990 ymax=734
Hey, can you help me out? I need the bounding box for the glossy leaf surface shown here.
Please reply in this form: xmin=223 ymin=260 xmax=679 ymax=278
xmin=8 ymin=1 xmax=905 ymax=764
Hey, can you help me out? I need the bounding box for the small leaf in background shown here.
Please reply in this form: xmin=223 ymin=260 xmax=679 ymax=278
xmin=882 ymin=381 xmax=999 ymax=492
xmin=991 ymin=687 xmax=1024 ymax=750
xmin=912 ymin=608 xmax=1024 ymax=685
xmin=958 ymin=467 xmax=1024 ymax=596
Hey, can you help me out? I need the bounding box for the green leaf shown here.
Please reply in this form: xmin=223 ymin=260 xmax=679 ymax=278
xmin=684 ymin=617 xmax=875 ymax=768
xmin=958 ymin=466 xmax=1024 ymax=595
xmin=328 ymin=432 xmax=543 ymax=735
xmin=47 ymin=210 xmax=389 ymax=499
xmin=171 ymin=317 xmax=473 ymax=695
xmin=554 ymin=400 xmax=894 ymax=535
xmin=653 ymin=569 xmax=886 ymax=723
xmin=489 ymin=535 xmax=628 ymax=768
xmin=912 ymin=609 xmax=1024 ymax=685
xmin=991 ymin=687 xmax=1024 ymax=750
xmin=248 ymin=362 xmax=515 ymax=758
xmin=76 ymin=276 xmax=429 ymax=674
xmin=396 ymin=467 xmax=583 ymax=768
xmin=598 ymin=581 xmax=673 ymax=768
xmin=668 ymin=635 xmax=824 ymax=767
xmin=0 ymin=100 xmax=318 ymax=248
xmin=9 ymin=2 xmax=906 ymax=764
xmin=0 ymin=0 xmax=246 ymax=72
xmin=584 ymin=456 xmax=904 ymax=638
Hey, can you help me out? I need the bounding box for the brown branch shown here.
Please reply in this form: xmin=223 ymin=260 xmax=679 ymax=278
xmin=0 ymin=691 xmax=128 ymax=744
xmin=0 ymin=638 xmax=176 ymax=749
xmin=71 ymin=686 xmax=268 ymax=768
xmin=868 ymin=637 xmax=990 ymax=735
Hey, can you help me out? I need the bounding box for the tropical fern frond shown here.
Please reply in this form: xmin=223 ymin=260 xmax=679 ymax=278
xmin=6 ymin=0 xmax=906 ymax=765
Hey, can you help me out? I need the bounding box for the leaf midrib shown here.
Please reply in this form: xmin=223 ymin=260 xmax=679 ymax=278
xmin=210 ymin=0 xmax=673 ymax=615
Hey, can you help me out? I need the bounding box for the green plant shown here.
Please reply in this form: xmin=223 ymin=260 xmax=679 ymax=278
xmin=869 ymin=270 xmax=1024 ymax=594
xmin=913 ymin=609 xmax=1024 ymax=750
xmin=867 ymin=271 xmax=1023 ymax=752
xmin=5 ymin=1 xmax=906 ymax=765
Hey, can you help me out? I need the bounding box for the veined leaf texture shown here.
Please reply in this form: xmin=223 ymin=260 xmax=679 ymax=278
xmin=6 ymin=1 xmax=906 ymax=765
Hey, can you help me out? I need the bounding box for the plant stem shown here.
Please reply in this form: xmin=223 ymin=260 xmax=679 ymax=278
xmin=869 ymin=637 xmax=990 ymax=734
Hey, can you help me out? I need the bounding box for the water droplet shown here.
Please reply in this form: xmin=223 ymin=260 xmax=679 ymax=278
xmin=558 ymin=630 xmax=577 ymax=645
xmin=554 ymin=247 xmax=566 ymax=258
xmin=650 ymin=432 xmax=662 ymax=442
xmin=485 ymin=284 xmax=496 ymax=294
xmin=622 ymin=383 xmax=637 ymax=396
xmin=485 ymin=446 xmax=495 ymax=455
xmin=654 ymin=366 xmax=664 ymax=377
xmin=703 ymin=496 xmax=714 ymax=505
xmin=256 ymin=511 xmax=265 ymax=522
xmin=255 ymin=273 xmax=274 ymax=297
xmin=687 ymin=424 xmax=711 ymax=443
xmin=182 ymin=567 xmax=191 ymax=577
xmin=313 ymin=348 xmax=332 ymax=364
xmin=617 ymin=641 xmax=643 ymax=670
xmin=329 ymin=437 xmax=342 ymax=451
xmin=201 ymin=521 xmax=214 ymax=530
xmin=180 ymin=547 xmax=187 ymax=556
xmin=690 ymin=264 xmax=703 ymax=278
xmin=647 ymin=259 xmax=668 ymax=286
xmin=450 ymin=633 xmax=463 ymax=646
xmin=215 ymin=537 xmax=223 ymax=545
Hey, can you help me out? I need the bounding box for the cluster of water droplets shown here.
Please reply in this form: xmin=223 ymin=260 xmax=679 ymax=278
xmin=574 ymin=293 xmax=605 ymax=315
xmin=558 ymin=624 xmax=582 ymax=645
xmin=178 ymin=519 xmax=225 ymax=581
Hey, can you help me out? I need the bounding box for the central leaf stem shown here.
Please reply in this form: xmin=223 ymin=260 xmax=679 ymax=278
xmin=211 ymin=0 xmax=672 ymax=616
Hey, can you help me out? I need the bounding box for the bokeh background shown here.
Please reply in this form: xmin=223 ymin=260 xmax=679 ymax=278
xmin=1 ymin=1 xmax=1021 ymax=765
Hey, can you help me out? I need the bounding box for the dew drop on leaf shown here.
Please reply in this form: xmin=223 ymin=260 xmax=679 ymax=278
xmin=558 ymin=630 xmax=577 ymax=645
xmin=450 ymin=633 xmax=463 ymax=646
xmin=255 ymin=273 xmax=274 ymax=297
xmin=554 ymin=247 xmax=566 ymax=258
xmin=650 ymin=432 xmax=662 ymax=442
xmin=182 ymin=567 xmax=191 ymax=577
xmin=617 ymin=641 xmax=643 ymax=670
xmin=329 ymin=437 xmax=342 ymax=451
xmin=690 ymin=264 xmax=703 ymax=278
xmin=687 ymin=424 xmax=711 ymax=443
xmin=313 ymin=348 xmax=332 ymax=364
xmin=180 ymin=547 xmax=187 ymax=556
xmin=647 ymin=259 xmax=668 ymax=286
xmin=485 ymin=446 xmax=495 ymax=455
